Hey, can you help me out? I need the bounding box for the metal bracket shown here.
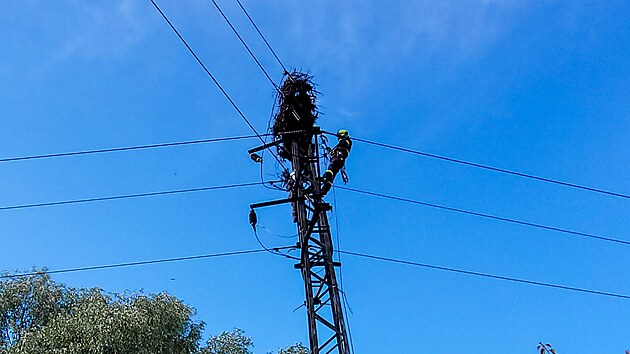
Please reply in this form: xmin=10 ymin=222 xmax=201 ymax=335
xmin=294 ymin=261 xmax=342 ymax=269
xmin=250 ymin=196 xmax=304 ymax=210
xmin=248 ymin=140 xmax=282 ymax=155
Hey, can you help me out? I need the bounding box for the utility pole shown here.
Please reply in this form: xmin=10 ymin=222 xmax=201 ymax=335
xmin=248 ymin=72 xmax=350 ymax=354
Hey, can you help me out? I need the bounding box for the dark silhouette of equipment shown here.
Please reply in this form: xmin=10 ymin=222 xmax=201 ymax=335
xmin=248 ymin=71 xmax=350 ymax=354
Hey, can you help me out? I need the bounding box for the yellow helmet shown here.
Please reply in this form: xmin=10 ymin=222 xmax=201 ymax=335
xmin=337 ymin=129 xmax=349 ymax=139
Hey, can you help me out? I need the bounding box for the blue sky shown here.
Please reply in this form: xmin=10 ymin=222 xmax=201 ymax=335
xmin=2 ymin=1 xmax=630 ymax=353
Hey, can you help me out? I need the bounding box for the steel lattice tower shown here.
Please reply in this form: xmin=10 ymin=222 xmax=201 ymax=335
xmin=248 ymin=72 xmax=350 ymax=354
xmin=289 ymin=132 xmax=350 ymax=354
xmin=249 ymin=129 xmax=350 ymax=354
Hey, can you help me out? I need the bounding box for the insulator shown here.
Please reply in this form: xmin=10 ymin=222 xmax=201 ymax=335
xmin=249 ymin=153 xmax=263 ymax=163
xmin=248 ymin=208 xmax=257 ymax=229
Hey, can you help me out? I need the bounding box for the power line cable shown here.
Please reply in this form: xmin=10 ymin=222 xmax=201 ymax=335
xmin=233 ymin=0 xmax=289 ymax=74
xmin=208 ymin=0 xmax=279 ymax=90
xmin=339 ymin=133 xmax=630 ymax=201
xmin=251 ymin=227 xmax=299 ymax=260
xmin=5 ymin=128 xmax=623 ymax=206
xmin=149 ymin=0 xmax=288 ymax=172
xmin=338 ymin=250 xmax=630 ymax=300
xmin=207 ymin=0 xmax=319 ymax=136
xmin=248 ymin=208 xmax=298 ymax=260
xmin=207 ymin=0 xmax=310 ymax=134
xmin=0 ymin=247 xmax=294 ymax=279
xmin=4 ymin=178 xmax=624 ymax=248
xmin=258 ymin=224 xmax=298 ymax=238
xmin=3 ymin=177 xmax=624 ymax=249
xmin=337 ymin=186 xmax=630 ymax=246
xmin=4 ymin=247 xmax=629 ymax=300
xmin=0 ymin=135 xmax=264 ymax=164
xmin=0 ymin=181 xmax=275 ymax=212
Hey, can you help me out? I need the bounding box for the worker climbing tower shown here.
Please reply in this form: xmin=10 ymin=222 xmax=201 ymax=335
xmin=248 ymin=72 xmax=350 ymax=354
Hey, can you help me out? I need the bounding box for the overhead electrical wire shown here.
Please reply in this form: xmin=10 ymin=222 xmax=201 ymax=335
xmin=148 ymin=0 xmax=288 ymax=172
xmin=258 ymin=225 xmax=298 ymax=238
xmin=0 ymin=181 xmax=276 ymax=212
xmin=3 ymin=246 xmax=629 ymax=300
xmin=0 ymin=135 xmax=264 ymax=164
xmin=3 ymin=131 xmax=628 ymax=206
xmin=251 ymin=230 xmax=299 ymax=260
xmin=249 ymin=212 xmax=299 ymax=260
xmin=207 ymin=0 xmax=328 ymax=144
xmin=1 ymin=179 xmax=626 ymax=248
xmin=233 ymin=0 xmax=289 ymax=74
xmin=0 ymin=247 xmax=294 ymax=279
xmin=208 ymin=0 xmax=279 ymax=90
xmin=337 ymin=250 xmax=630 ymax=300
xmin=337 ymin=186 xmax=630 ymax=246
xmin=343 ymin=133 xmax=630 ymax=201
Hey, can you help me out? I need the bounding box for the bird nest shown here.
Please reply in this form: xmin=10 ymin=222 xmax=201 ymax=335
xmin=271 ymin=71 xmax=319 ymax=138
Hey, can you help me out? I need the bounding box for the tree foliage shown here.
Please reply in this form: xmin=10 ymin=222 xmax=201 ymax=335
xmin=277 ymin=343 xmax=308 ymax=354
xmin=202 ymin=328 xmax=253 ymax=354
xmin=0 ymin=272 xmax=305 ymax=354
xmin=1 ymin=272 xmax=202 ymax=354
xmin=0 ymin=272 xmax=73 ymax=349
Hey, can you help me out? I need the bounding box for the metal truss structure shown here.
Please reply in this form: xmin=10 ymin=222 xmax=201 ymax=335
xmin=249 ymin=128 xmax=350 ymax=354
